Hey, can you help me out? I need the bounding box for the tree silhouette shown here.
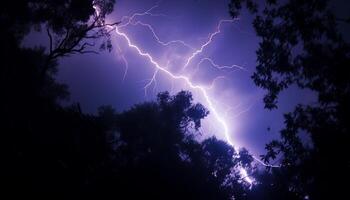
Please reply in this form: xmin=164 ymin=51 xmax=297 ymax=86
xmin=1 ymin=0 xmax=117 ymax=90
xmin=105 ymin=91 xmax=251 ymax=199
xmin=1 ymin=0 xmax=115 ymax=197
xmin=229 ymin=0 xmax=350 ymax=199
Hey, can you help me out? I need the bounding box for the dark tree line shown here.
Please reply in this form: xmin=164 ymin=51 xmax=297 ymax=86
xmin=230 ymin=0 xmax=350 ymax=199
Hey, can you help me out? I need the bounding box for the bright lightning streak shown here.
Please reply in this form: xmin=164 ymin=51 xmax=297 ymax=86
xmin=118 ymin=4 xmax=194 ymax=50
xmin=144 ymin=69 xmax=159 ymax=97
xmin=119 ymin=5 xmax=159 ymax=28
xmin=182 ymin=19 xmax=238 ymax=70
xmin=129 ymin=20 xmax=194 ymax=50
xmin=119 ymin=4 xmax=165 ymax=28
xmin=197 ymin=57 xmax=247 ymax=71
xmin=99 ymin=2 xmax=280 ymax=185
xmin=115 ymin=27 xmax=234 ymax=146
xmin=240 ymin=167 xmax=254 ymax=185
xmin=113 ymin=26 xmax=261 ymax=185
xmin=116 ymin=44 xmax=129 ymax=82
xmin=252 ymin=156 xmax=281 ymax=168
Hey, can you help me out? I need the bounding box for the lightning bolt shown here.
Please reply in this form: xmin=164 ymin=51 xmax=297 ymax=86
xmin=119 ymin=4 xmax=164 ymax=28
xmin=196 ymin=57 xmax=247 ymax=72
xmin=116 ymin=43 xmax=129 ymax=82
xmin=115 ymin=26 xmax=231 ymax=139
xmin=144 ymin=68 xmax=159 ymax=97
xmin=98 ymin=3 xmax=280 ymax=185
xmin=113 ymin=26 xmax=258 ymax=184
xmin=129 ymin=20 xmax=194 ymax=50
xmin=182 ymin=19 xmax=238 ymax=70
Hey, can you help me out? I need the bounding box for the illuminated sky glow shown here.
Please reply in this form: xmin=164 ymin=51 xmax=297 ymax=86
xmin=100 ymin=2 xmax=282 ymax=184
xmin=51 ymin=0 xmax=317 ymax=181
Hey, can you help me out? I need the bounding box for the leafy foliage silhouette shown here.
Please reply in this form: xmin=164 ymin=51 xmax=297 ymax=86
xmin=230 ymin=0 xmax=350 ymax=199
xmin=102 ymin=91 xmax=253 ymax=199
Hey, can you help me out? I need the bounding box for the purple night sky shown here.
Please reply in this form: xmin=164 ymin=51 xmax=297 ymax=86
xmin=24 ymin=0 xmax=323 ymax=156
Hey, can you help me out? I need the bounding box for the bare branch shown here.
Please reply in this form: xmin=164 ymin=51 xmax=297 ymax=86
xmin=45 ymin=17 xmax=120 ymax=69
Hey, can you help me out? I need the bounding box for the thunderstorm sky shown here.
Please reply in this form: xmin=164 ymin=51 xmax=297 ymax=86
xmin=25 ymin=0 xmax=321 ymax=156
